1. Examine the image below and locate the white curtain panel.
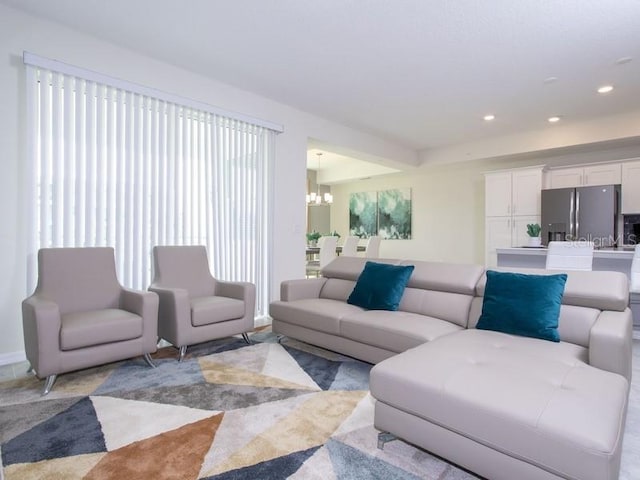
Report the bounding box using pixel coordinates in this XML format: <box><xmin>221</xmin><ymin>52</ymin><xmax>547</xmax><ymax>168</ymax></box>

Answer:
<box><xmin>25</xmin><ymin>56</ymin><xmax>276</xmax><ymax>317</ymax></box>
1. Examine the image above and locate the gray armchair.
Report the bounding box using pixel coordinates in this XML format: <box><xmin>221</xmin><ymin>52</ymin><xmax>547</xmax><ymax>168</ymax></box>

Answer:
<box><xmin>22</xmin><ymin>247</ymin><xmax>159</xmax><ymax>395</ymax></box>
<box><xmin>149</xmin><ymin>245</ymin><xmax>255</xmax><ymax>361</ymax></box>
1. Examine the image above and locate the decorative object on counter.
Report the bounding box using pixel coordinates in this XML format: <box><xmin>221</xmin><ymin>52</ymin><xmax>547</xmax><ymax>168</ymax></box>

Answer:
<box><xmin>306</xmin><ymin>230</ymin><xmax>321</xmax><ymax>246</ymax></box>
<box><xmin>349</xmin><ymin>188</ymin><xmax>412</xmax><ymax>239</ymax></box>
<box><xmin>526</xmin><ymin>223</ymin><xmax>542</xmax><ymax>247</ymax></box>
<box><xmin>330</xmin><ymin>230</ymin><xmax>341</xmax><ymax>238</ymax></box>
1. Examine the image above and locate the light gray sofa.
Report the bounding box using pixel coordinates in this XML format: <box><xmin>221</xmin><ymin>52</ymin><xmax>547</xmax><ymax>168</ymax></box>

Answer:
<box><xmin>269</xmin><ymin>256</ymin><xmax>633</xmax><ymax>480</ymax></box>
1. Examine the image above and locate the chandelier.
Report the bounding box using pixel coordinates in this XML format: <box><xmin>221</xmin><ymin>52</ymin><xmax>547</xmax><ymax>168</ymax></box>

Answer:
<box><xmin>306</xmin><ymin>152</ymin><xmax>333</xmax><ymax>205</ymax></box>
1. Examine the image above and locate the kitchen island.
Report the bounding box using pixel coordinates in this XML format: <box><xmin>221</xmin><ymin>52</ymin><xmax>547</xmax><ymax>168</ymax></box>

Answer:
<box><xmin>495</xmin><ymin>247</ymin><xmax>635</xmax><ymax>277</ymax></box>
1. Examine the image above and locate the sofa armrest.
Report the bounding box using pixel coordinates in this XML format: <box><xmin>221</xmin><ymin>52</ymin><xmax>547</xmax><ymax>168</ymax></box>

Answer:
<box><xmin>589</xmin><ymin>308</ymin><xmax>633</xmax><ymax>383</ymax></box>
<box><xmin>280</xmin><ymin>278</ymin><xmax>326</xmax><ymax>301</ymax></box>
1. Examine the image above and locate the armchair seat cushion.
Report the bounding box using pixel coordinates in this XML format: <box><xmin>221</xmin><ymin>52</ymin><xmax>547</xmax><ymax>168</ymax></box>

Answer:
<box><xmin>61</xmin><ymin>309</ymin><xmax>143</xmax><ymax>351</ymax></box>
<box><xmin>191</xmin><ymin>296</ymin><xmax>245</xmax><ymax>326</ymax></box>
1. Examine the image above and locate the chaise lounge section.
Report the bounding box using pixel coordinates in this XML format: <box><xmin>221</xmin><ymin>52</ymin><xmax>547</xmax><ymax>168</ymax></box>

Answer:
<box><xmin>269</xmin><ymin>257</ymin><xmax>632</xmax><ymax>480</ymax></box>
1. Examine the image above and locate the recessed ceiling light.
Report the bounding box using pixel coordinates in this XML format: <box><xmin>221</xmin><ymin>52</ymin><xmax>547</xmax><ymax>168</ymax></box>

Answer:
<box><xmin>483</xmin><ymin>114</ymin><xmax>495</xmax><ymax>121</ymax></box>
<box><xmin>543</xmin><ymin>76</ymin><xmax>558</xmax><ymax>84</ymax></box>
<box><xmin>597</xmin><ymin>85</ymin><xmax>614</xmax><ymax>94</ymax></box>
<box><xmin>548</xmin><ymin>116</ymin><xmax>561</xmax><ymax>123</ymax></box>
<box><xmin>615</xmin><ymin>56</ymin><xmax>632</xmax><ymax>65</ymax></box>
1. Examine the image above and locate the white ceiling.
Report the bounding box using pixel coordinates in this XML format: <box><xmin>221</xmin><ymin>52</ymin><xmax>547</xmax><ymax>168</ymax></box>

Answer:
<box><xmin>4</xmin><ymin>0</ymin><xmax>640</xmax><ymax>173</ymax></box>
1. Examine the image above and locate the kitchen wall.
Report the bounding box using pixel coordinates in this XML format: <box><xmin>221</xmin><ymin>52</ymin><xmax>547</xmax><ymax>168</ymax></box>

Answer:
<box><xmin>330</xmin><ymin>144</ymin><xmax>640</xmax><ymax>263</ymax></box>
<box><xmin>0</xmin><ymin>4</ymin><xmax>415</xmax><ymax>360</ymax></box>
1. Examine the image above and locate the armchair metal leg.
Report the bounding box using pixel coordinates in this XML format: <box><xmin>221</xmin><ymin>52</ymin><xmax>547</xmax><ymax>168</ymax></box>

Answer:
<box><xmin>178</xmin><ymin>345</ymin><xmax>187</xmax><ymax>362</ymax></box>
<box><xmin>42</xmin><ymin>375</ymin><xmax>57</xmax><ymax>396</ymax></box>
<box><xmin>241</xmin><ymin>332</ymin><xmax>252</xmax><ymax>345</ymax></box>
<box><xmin>143</xmin><ymin>353</ymin><xmax>156</xmax><ymax>368</ymax></box>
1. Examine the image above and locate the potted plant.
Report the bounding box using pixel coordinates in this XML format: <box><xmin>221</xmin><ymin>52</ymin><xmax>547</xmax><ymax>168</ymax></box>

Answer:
<box><xmin>526</xmin><ymin>223</ymin><xmax>542</xmax><ymax>247</ymax></box>
<box><xmin>306</xmin><ymin>230</ymin><xmax>321</xmax><ymax>246</ymax></box>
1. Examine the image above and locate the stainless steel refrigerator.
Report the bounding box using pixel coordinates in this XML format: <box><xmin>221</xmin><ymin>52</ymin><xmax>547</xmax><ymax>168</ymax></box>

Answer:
<box><xmin>541</xmin><ymin>185</ymin><xmax>620</xmax><ymax>247</ymax></box>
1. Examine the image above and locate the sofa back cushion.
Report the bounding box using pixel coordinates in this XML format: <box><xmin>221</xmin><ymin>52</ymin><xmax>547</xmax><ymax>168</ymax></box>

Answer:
<box><xmin>320</xmin><ymin>278</ymin><xmax>357</xmax><ymax>302</ymax></box>
<box><xmin>472</xmin><ymin>267</ymin><xmax>629</xmax><ymax>347</ymax></box>
<box><xmin>320</xmin><ymin>257</ymin><xmax>484</xmax><ymax>327</ymax></box>
<box><xmin>399</xmin><ymin>288</ymin><xmax>475</xmax><ymax>327</ymax></box>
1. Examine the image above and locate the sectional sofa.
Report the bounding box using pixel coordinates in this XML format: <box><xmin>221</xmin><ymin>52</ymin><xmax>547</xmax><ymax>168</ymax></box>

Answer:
<box><xmin>269</xmin><ymin>256</ymin><xmax>632</xmax><ymax>480</ymax></box>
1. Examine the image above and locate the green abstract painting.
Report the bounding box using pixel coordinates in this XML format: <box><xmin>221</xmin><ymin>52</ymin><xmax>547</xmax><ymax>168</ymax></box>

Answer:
<box><xmin>349</xmin><ymin>191</ymin><xmax>378</xmax><ymax>238</ymax></box>
<box><xmin>377</xmin><ymin>188</ymin><xmax>411</xmax><ymax>239</ymax></box>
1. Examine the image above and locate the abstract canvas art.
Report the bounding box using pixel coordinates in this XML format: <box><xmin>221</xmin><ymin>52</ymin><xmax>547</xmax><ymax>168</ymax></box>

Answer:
<box><xmin>377</xmin><ymin>188</ymin><xmax>411</xmax><ymax>239</ymax></box>
<box><xmin>349</xmin><ymin>189</ymin><xmax>411</xmax><ymax>239</ymax></box>
<box><xmin>349</xmin><ymin>191</ymin><xmax>378</xmax><ymax>238</ymax></box>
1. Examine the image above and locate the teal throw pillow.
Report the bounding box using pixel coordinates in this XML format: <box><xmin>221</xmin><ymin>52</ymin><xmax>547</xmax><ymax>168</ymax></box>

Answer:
<box><xmin>347</xmin><ymin>261</ymin><xmax>415</xmax><ymax>311</ymax></box>
<box><xmin>476</xmin><ymin>270</ymin><xmax>567</xmax><ymax>342</ymax></box>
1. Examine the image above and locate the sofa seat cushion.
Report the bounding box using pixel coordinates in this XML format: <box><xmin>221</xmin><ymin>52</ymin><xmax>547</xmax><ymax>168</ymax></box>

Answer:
<box><xmin>61</xmin><ymin>309</ymin><xmax>142</xmax><ymax>350</ymax></box>
<box><xmin>370</xmin><ymin>329</ymin><xmax>628</xmax><ymax>480</ymax></box>
<box><xmin>191</xmin><ymin>296</ymin><xmax>245</xmax><ymax>326</ymax></box>
<box><xmin>269</xmin><ymin>299</ymin><xmax>364</xmax><ymax>335</ymax></box>
<box><xmin>340</xmin><ymin>310</ymin><xmax>463</xmax><ymax>353</ymax></box>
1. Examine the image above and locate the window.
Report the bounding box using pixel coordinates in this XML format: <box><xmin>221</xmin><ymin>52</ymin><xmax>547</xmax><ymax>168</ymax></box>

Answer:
<box><xmin>25</xmin><ymin>53</ymin><xmax>280</xmax><ymax>317</ymax></box>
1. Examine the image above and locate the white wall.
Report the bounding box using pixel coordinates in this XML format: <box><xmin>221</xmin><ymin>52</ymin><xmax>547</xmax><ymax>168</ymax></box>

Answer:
<box><xmin>0</xmin><ymin>4</ymin><xmax>415</xmax><ymax>360</ymax></box>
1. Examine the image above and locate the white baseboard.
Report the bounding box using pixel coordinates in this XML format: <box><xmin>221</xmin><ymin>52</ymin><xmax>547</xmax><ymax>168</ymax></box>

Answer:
<box><xmin>633</xmin><ymin>329</ymin><xmax>640</xmax><ymax>341</ymax></box>
<box><xmin>254</xmin><ymin>315</ymin><xmax>272</xmax><ymax>328</ymax></box>
<box><xmin>0</xmin><ymin>351</ymin><xmax>27</xmax><ymax>366</ymax></box>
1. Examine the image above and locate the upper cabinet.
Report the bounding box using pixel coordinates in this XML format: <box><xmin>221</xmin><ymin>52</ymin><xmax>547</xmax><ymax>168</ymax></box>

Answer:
<box><xmin>485</xmin><ymin>168</ymin><xmax>542</xmax><ymax>217</ymax></box>
<box><xmin>622</xmin><ymin>160</ymin><xmax>640</xmax><ymax>214</ymax></box>
<box><xmin>547</xmin><ymin>163</ymin><xmax>622</xmax><ymax>189</ymax></box>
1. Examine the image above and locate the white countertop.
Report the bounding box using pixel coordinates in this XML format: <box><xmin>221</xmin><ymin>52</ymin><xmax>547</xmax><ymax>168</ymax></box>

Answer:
<box><xmin>497</xmin><ymin>247</ymin><xmax>635</xmax><ymax>259</ymax></box>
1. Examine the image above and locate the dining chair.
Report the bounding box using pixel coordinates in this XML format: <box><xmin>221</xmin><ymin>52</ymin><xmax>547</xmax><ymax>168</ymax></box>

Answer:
<box><xmin>149</xmin><ymin>245</ymin><xmax>256</xmax><ymax>362</ymax></box>
<box><xmin>306</xmin><ymin>235</ymin><xmax>338</xmax><ymax>277</ymax></box>
<box><xmin>545</xmin><ymin>241</ymin><xmax>594</xmax><ymax>271</ymax></box>
<box><xmin>22</xmin><ymin>247</ymin><xmax>159</xmax><ymax>395</ymax></box>
<box><xmin>341</xmin><ymin>236</ymin><xmax>360</xmax><ymax>257</ymax></box>
<box><xmin>365</xmin><ymin>235</ymin><xmax>382</xmax><ymax>258</ymax></box>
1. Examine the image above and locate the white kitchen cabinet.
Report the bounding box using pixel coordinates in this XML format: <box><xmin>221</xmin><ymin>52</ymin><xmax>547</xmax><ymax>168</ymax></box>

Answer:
<box><xmin>485</xmin><ymin>215</ymin><xmax>539</xmax><ymax>267</ymax></box>
<box><xmin>485</xmin><ymin>168</ymin><xmax>542</xmax><ymax>217</ymax></box>
<box><xmin>622</xmin><ymin>160</ymin><xmax>640</xmax><ymax>214</ymax></box>
<box><xmin>548</xmin><ymin>163</ymin><xmax>621</xmax><ymax>189</ymax></box>
<box><xmin>484</xmin><ymin>167</ymin><xmax>543</xmax><ymax>266</ymax></box>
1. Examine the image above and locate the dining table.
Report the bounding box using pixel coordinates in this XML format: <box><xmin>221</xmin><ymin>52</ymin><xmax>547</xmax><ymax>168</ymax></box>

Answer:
<box><xmin>306</xmin><ymin>245</ymin><xmax>366</xmax><ymax>256</ymax></box>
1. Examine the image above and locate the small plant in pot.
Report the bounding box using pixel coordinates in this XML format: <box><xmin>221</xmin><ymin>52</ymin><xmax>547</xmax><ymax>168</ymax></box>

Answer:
<box><xmin>526</xmin><ymin>223</ymin><xmax>542</xmax><ymax>247</ymax></box>
<box><xmin>306</xmin><ymin>230</ymin><xmax>321</xmax><ymax>246</ymax></box>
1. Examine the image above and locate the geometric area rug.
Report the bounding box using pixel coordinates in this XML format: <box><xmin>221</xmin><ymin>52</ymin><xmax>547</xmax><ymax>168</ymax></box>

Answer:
<box><xmin>0</xmin><ymin>330</ymin><xmax>477</xmax><ymax>479</ymax></box>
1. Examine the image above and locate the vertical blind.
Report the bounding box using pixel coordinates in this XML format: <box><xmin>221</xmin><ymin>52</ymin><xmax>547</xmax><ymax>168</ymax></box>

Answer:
<box><xmin>25</xmin><ymin>56</ymin><xmax>278</xmax><ymax>317</ymax></box>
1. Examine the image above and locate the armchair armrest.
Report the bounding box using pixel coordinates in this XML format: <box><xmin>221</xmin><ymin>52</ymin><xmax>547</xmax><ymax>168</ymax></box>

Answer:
<box><xmin>589</xmin><ymin>308</ymin><xmax>633</xmax><ymax>383</ymax></box>
<box><xmin>215</xmin><ymin>280</ymin><xmax>254</xmax><ymax>301</ymax></box>
<box><xmin>120</xmin><ymin>288</ymin><xmax>159</xmax><ymax>350</ymax></box>
<box><xmin>216</xmin><ymin>281</ymin><xmax>256</xmax><ymax>323</ymax></box>
<box><xmin>22</xmin><ymin>295</ymin><xmax>62</xmax><ymax>377</ymax></box>
<box><xmin>148</xmin><ymin>285</ymin><xmax>191</xmax><ymax>344</ymax></box>
<box><xmin>280</xmin><ymin>278</ymin><xmax>326</xmax><ymax>301</ymax></box>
